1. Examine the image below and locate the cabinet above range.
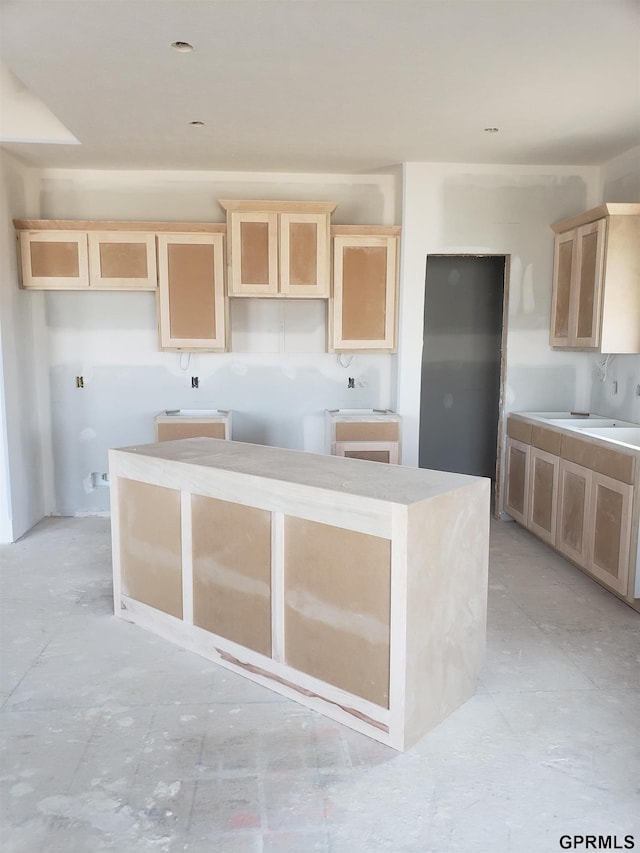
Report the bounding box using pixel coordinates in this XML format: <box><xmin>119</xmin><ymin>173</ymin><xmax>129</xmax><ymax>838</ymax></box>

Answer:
<box><xmin>218</xmin><ymin>199</ymin><xmax>336</xmax><ymax>298</ymax></box>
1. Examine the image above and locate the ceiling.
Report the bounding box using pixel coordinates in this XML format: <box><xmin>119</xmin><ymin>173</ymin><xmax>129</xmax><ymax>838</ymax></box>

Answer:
<box><xmin>1</xmin><ymin>0</ymin><xmax>639</xmax><ymax>174</ymax></box>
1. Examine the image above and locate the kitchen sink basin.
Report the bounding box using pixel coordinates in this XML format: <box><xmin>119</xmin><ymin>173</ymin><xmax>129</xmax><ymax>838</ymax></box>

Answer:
<box><xmin>580</xmin><ymin>427</ymin><xmax>640</xmax><ymax>450</ymax></box>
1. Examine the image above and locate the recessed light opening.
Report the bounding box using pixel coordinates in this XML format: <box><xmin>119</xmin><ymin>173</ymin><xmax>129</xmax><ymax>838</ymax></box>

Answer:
<box><xmin>171</xmin><ymin>41</ymin><xmax>194</xmax><ymax>52</ymax></box>
<box><xmin>189</xmin><ymin>121</ymin><xmax>205</xmax><ymax>127</ymax></box>
<box><xmin>484</xmin><ymin>127</ymin><xmax>499</xmax><ymax>133</ymax></box>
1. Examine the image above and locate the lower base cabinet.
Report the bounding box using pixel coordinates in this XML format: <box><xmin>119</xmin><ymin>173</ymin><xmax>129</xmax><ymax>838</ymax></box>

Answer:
<box><xmin>506</xmin><ymin>418</ymin><xmax>636</xmax><ymax>603</ymax></box>
<box><xmin>110</xmin><ymin>437</ymin><xmax>489</xmax><ymax>750</ymax></box>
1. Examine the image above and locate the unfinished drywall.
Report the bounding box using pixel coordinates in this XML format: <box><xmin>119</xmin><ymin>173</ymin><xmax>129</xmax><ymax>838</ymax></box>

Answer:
<box><xmin>0</xmin><ymin>152</ymin><xmax>52</xmax><ymax>541</ymax></box>
<box><xmin>28</xmin><ymin>168</ymin><xmax>398</xmax><ymax>515</ymax></box>
<box><xmin>397</xmin><ymin>163</ymin><xmax>601</xmax><ymax>468</ymax></box>
<box><xmin>599</xmin><ymin>146</ymin><xmax>640</xmax><ymax>204</ymax></box>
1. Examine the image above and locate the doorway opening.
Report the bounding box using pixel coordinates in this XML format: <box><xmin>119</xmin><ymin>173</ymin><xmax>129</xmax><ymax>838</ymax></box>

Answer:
<box><xmin>418</xmin><ymin>254</ymin><xmax>509</xmax><ymax>513</ymax></box>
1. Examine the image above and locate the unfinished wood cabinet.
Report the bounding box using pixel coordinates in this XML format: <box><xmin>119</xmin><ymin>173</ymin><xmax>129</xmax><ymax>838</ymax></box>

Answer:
<box><xmin>157</xmin><ymin>232</ymin><xmax>227</xmax><ymax>351</ymax></box>
<box><xmin>550</xmin><ymin>204</ymin><xmax>640</xmax><ymax>352</ymax></box>
<box><xmin>18</xmin><ymin>230</ymin><xmax>89</xmax><ymax>289</ymax></box>
<box><xmin>506</xmin><ymin>413</ymin><xmax>639</xmax><ymax>607</ymax></box>
<box><xmin>110</xmin><ymin>436</ymin><xmax>489</xmax><ymax>750</ymax></box>
<box><xmin>331</xmin><ymin>227</ymin><xmax>400</xmax><ymax>351</ymax></box>
<box><xmin>504</xmin><ymin>437</ymin><xmax>530</xmax><ymax>526</ymax></box>
<box><xmin>528</xmin><ymin>447</ymin><xmax>559</xmax><ymax>545</ymax></box>
<box><xmin>326</xmin><ymin>409</ymin><xmax>402</xmax><ymax>464</ymax></box>
<box><xmin>556</xmin><ymin>459</ymin><xmax>591</xmax><ymax>568</ymax></box>
<box><xmin>154</xmin><ymin>409</ymin><xmax>231</xmax><ymax>442</ymax></box>
<box><xmin>88</xmin><ymin>232</ymin><xmax>157</xmax><ymax>290</ymax></box>
<box><xmin>588</xmin><ymin>472</ymin><xmax>632</xmax><ymax>595</ymax></box>
<box><xmin>219</xmin><ymin>200</ymin><xmax>336</xmax><ymax>298</ymax></box>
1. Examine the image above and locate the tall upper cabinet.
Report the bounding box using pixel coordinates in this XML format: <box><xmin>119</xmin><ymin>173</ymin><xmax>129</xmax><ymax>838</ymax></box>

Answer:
<box><xmin>330</xmin><ymin>225</ymin><xmax>400</xmax><ymax>352</ymax></box>
<box><xmin>219</xmin><ymin>200</ymin><xmax>336</xmax><ymax>298</ymax></box>
<box><xmin>549</xmin><ymin>203</ymin><xmax>640</xmax><ymax>352</ymax></box>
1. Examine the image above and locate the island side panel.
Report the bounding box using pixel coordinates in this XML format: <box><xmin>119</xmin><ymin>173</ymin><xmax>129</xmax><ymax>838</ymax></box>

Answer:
<box><xmin>191</xmin><ymin>494</ymin><xmax>272</xmax><ymax>656</ymax></box>
<box><xmin>283</xmin><ymin>517</ymin><xmax>392</xmax><ymax>708</ymax></box>
<box><xmin>403</xmin><ymin>479</ymin><xmax>490</xmax><ymax>749</ymax></box>
<box><xmin>117</xmin><ymin>477</ymin><xmax>183</xmax><ymax>619</ymax></box>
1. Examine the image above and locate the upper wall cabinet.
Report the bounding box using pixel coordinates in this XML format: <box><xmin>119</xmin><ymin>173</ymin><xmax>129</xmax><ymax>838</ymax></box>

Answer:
<box><xmin>15</xmin><ymin>221</ymin><xmax>158</xmax><ymax>290</ymax></box>
<box><xmin>330</xmin><ymin>226</ymin><xmax>400</xmax><ymax>352</ymax></box>
<box><xmin>157</xmin><ymin>231</ymin><xmax>227</xmax><ymax>352</ymax></box>
<box><xmin>550</xmin><ymin>203</ymin><xmax>640</xmax><ymax>352</ymax></box>
<box><xmin>218</xmin><ymin>200</ymin><xmax>337</xmax><ymax>298</ymax></box>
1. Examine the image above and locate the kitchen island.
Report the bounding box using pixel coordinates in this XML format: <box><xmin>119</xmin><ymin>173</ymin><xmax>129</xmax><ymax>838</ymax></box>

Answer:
<box><xmin>109</xmin><ymin>437</ymin><xmax>489</xmax><ymax>750</ymax></box>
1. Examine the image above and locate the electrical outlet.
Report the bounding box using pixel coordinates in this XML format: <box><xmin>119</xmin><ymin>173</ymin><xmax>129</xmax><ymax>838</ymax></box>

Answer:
<box><xmin>191</xmin><ymin>376</ymin><xmax>199</xmax><ymax>389</ymax></box>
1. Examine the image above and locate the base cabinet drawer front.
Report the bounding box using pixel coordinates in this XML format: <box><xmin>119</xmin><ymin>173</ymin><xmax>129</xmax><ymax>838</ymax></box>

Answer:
<box><xmin>588</xmin><ymin>473</ymin><xmax>633</xmax><ymax>595</ymax></box>
<box><xmin>191</xmin><ymin>495</ymin><xmax>272</xmax><ymax>656</ymax></box>
<box><xmin>333</xmin><ymin>441</ymin><xmax>399</xmax><ymax>465</ymax></box>
<box><xmin>528</xmin><ymin>448</ymin><xmax>559</xmax><ymax>545</ymax></box>
<box><xmin>117</xmin><ymin>478</ymin><xmax>183</xmax><ymax>618</ymax></box>
<box><xmin>157</xmin><ymin>233</ymin><xmax>226</xmax><ymax>351</ymax></box>
<box><xmin>88</xmin><ymin>232</ymin><xmax>157</xmax><ymax>290</ymax></box>
<box><xmin>505</xmin><ymin>438</ymin><xmax>530</xmax><ymax>525</ymax></box>
<box><xmin>19</xmin><ymin>231</ymin><xmax>89</xmax><ymax>289</ymax></box>
<box><xmin>556</xmin><ymin>459</ymin><xmax>591</xmax><ymax>568</ymax></box>
<box><xmin>283</xmin><ymin>516</ymin><xmax>391</xmax><ymax>708</ymax></box>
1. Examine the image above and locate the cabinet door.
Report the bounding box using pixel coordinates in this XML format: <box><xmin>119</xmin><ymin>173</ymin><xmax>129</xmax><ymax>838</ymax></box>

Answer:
<box><xmin>279</xmin><ymin>212</ymin><xmax>330</xmax><ymax>297</ymax></box>
<box><xmin>504</xmin><ymin>438</ymin><xmax>530</xmax><ymax>526</ymax></box>
<box><xmin>550</xmin><ymin>230</ymin><xmax>575</xmax><ymax>346</ymax></box>
<box><xmin>527</xmin><ymin>448</ymin><xmax>559</xmax><ymax>545</ymax></box>
<box><xmin>88</xmin><ymin>232</ymin><xmax>157</xmax><ymax>289</ymax></box>
<box><xmin>556</xmin><ymin>459</ymin><xmax>591</xmax><ymax>568</ymax></box>
<box><xmin>332</xmin><ymin>235</ymin><xmax>397</xmax><ymax>350</ymax></box>
<box><xmin>157</xmin><ymin>233</ymin><xmax>226</xmax><ymax>350</ymax></box>
<box><xmin>573</xmin><ymin>219</ymin><xmax>606</xmax><ymax>348</ymax></box>
<box><xmin>587</xmin><ymin>473</ymin><xmax>632</xmax><ymax>595</ymax></box>
<box><xmin>228</xmin><ymin>212</ymin><xmax>278</xmax><ymax>296</ymax></box>
<box><xmin>19</xmin><ymin>231</ymin><xmax>89</xmax><ymax>289</ymax></box>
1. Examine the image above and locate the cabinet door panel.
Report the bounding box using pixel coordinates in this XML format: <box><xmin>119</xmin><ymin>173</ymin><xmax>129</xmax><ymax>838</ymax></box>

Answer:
<box><xmin>280</xmin><ymin>213</ymin><xmax>329</xmax><ymax>296</ymax></box>
<box><xmin>192</xmin><ymin>495</ymin><xmax>272</xmax><ymax>656</ymax></box>
<box><xmin>118</xmin><ymin>478</ymin><xmax>183</xmax><ymax>618</ymax></box>
<box><xmin>528</xmin><ymin>448</ymin><xmax>558</xmax><ymax>544</ymax></box>
<box><xmin>332</xmin><ymin>235</ymin><xmax>397</xmax><ymax>350</ymax></box>
<box><xmin>556</xmin><ymin>460</ymin><xmax>590</xmax><ymax>568</ymax></box>
<box><xmin>588</xmin><ymin>473</ymin><xmax>632</xmax><ymax>595</ymax></box>
<box><xmin>550</xmin><ymin>231</ymin><xmax>574</xmax><ymax>345</ymax></box>
<box><xmin>334</xmin><ymin>441</ymin><xmax>399</xmax><ymax>464</ymax></box>
<box><xmin>88</xmin><ymin>232</ymin><xmax>157</xmax><ymax>289</ymax></box>
<box><xmin>504</xmin><ymin>438</ymin><xmax>529</xmax><ymax>525</ymax></box>
<box><xmin>574</xmin><ymin>219</ymin><xmax>605</xmax><ymax>346</ymax></box>
<box><xmin>229</xmin><ymin>212</ymin><xmax>278</xmax><ymax>295</ymax></box>
<box><xmin>20</xmin><ymin>231</ymin><xmax>89</xmax><ymax>289</ymax></box>
<box><xmin>158</xmin><ymin>233</ymin><xmax>226</xmax><ymax>350</ymax></box>
<box><xmin>283</xmin><ymin>516</ymin><xmax>391</xmax><ymax>707</ymax></box>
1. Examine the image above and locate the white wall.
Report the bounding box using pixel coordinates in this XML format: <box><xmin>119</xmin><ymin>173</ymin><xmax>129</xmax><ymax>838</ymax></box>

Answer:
<box><xmin>587</xmin><ymin>147</ymin><xmax>640</xmax><ymax>423</ymax></box>
<box><xmin>28</xmin><ymin>168</ymin><xmax>400</xmax><ymax>515</ymax></box>
<box><xmin>397</xmin><ymin>163</ymin><xmax>601</xmax><ymax>467</ymax></box>
<box><xmin>0</xmin><ymin>152</ymin><xmax>52</xmax><ymax>541</ymax></box>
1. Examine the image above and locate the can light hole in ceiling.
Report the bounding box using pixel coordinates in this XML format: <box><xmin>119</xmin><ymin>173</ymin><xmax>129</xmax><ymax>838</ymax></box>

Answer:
<box><xmin>171</xmin><ymin>41</ymin><xmax>194</xmax><ymax>52</ymax></box>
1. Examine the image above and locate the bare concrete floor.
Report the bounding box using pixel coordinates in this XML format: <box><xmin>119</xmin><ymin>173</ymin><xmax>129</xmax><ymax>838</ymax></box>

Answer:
<box><xmin>1</xmin><ymin>516</ymin><xmax>639</xmax><ymax>853</ymax></box>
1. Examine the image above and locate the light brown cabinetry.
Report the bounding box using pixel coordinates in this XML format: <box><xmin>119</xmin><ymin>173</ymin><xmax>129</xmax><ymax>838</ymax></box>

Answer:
<box><xmin>16</xmin><ymin>222</ymin><xmax>158</xmax><ymax>290</ymax></box>
<box><xmin>110</xmin><ymin>437</ymin><xmax>489</xmax><ymax>750</ymax></box>
<box><xmin>157</xmin><ymin>232</ymin><xmax>226</xmax><ymax>351</ymax></box>
<box><xmin>326</xmin><ymin>409</ymin><xmax>402</xmax><ymax>464</ymax></box>
<box><xmin>550</xmin><ymin>204</ymin><xmax>640</xmax><ymax>352</ymax></box>
<box><xmin>18</xmin><ymin>230</ymin><xmax>90</xmax><ymax>289</ymax></box>
<box><xmin>331</xmin><ymin>226</ymin><xmax>400</xmax><ymax>351</ymax></box>
<box><xmin>507</xmin><ymin>415</ymin><xmax>637</xmax><ymax>604</ymax></box>
<box><xmin>504</xmin><ymin>437</ymin><xmax>530</xmax><ymax>526</ymax></box>
<box><xmin>154</xmin><ymin>409</ymin><xmax>231</xmax><ymax>441</ymax></box>
<box><xmin>219</xmin><ymin>200</ymin><xmax>336</xmax><ymax>298</ymax></box>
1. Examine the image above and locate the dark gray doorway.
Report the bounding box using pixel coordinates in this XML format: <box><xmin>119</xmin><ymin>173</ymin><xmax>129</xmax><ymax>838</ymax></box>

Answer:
<box><xmin>419</xmin><ymin>255</ymin><xmax>506</xmax><ymax>481</ymax></box>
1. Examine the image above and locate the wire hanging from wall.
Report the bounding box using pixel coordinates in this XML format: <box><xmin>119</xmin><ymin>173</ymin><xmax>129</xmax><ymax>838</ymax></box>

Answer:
<box><xmin>595</xmin><ymin>353</ymin><xmax>614</xmax><ymax>382</ymax></box>
<box><xmin>337</xmin><ymin>353</ymin><xmax>354</xmax><ymax>369</ymax></box>
<box><xmin>178</xmin><ymin>352</ymin><xmax>192</xmax><ymax>371</ymax></box>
